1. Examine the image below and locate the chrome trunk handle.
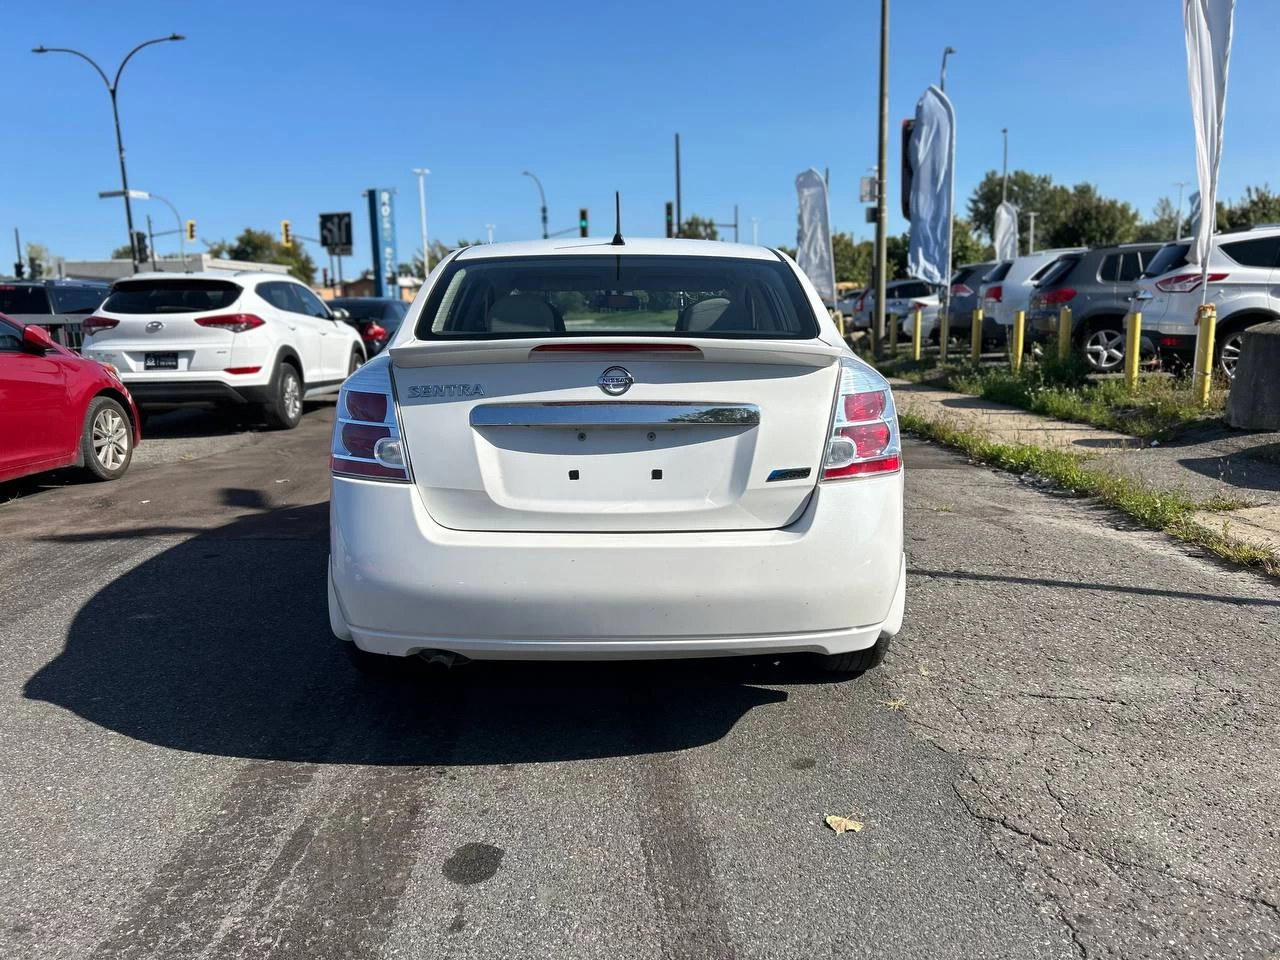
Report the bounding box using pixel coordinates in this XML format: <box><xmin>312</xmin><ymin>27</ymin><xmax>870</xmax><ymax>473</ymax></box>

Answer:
<box><xmin>470</xmin><ymin>401</ymin><xmax>760</xmax><ymax>428</ymax></box>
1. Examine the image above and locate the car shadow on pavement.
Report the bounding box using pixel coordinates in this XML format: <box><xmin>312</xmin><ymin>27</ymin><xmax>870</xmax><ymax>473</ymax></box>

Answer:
<box><xmin>23</xmin><ymin>502</ymin><xmax>814</xmax><ymax>766</ymax></box>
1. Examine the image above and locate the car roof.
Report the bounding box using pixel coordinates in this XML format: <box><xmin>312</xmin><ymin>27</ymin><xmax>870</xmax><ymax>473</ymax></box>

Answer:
<box><xmin>454</xmin><ymin>237</ymin><xmax>780</xmax><ymax>262</ymax></box>
<box><xmin>118</xmin><ymin>271</ymin><xmax>297</xmax><ymax>284</ymax></box>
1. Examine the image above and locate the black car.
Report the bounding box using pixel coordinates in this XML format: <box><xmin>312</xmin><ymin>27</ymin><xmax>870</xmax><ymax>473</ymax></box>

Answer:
<box><xmin>328</xmin><ymin>297</ymin><xmax>409</xmax><ymax>356</ymax></box>
<box><xmin>0</xmin><ymin>279</ymin><xmax>110</xmax><ymax>351</ymax></box>
<box><xmin>939</xmin><ymin>261</ymin><xmax>1000</xmax><ymax>345</ymax></box>
<box><xmin>1025</xmin><ymin>243</ymin><xmax>1163</xmax><ymax>372</ymax></box>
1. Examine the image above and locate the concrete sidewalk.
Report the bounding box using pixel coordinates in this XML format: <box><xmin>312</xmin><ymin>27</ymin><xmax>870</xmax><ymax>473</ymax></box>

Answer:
<box><xmin>891</xmin><ymin>379</ymin><xmax>1280</xmax><ymax>561</ymax></box>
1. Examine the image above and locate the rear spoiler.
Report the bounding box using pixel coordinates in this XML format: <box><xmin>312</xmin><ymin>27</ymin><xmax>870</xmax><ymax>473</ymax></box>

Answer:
<box><xmin>390</xmin><ymin>337</ymin><xmax>844</xmax><ymax>369</ymax></box>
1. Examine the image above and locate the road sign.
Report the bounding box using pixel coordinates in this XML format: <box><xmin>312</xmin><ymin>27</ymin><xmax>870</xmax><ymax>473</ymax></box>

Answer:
<box><xmin>319</xmin><ymin>212</ymin><xmax>353</xmax><ymax>256</ymax></box>
<box><xmin>859</xmin><ymin>177</ymin><xmax>878</xmax><ymax>204</ymax></box>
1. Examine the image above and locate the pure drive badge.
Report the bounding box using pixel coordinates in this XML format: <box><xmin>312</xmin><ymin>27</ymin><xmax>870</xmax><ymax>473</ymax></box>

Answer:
<box><xmin>407</xmin><ymin>384</ymin><xmax>485</xmax><ymax>399</ymax></box>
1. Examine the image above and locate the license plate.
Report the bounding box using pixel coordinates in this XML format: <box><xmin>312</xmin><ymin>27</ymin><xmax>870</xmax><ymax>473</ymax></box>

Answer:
<box><xmin>144</xmin><ymin>352</ymin><xmax>179</xmax><ymax>370</ymax></box>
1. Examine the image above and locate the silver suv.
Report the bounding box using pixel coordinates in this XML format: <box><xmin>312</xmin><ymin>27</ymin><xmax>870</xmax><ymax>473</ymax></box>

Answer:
<box><xmin>1133</xmin><ymin>225</ymin><xmax>1280</xmax><ymax>377</ymax></box>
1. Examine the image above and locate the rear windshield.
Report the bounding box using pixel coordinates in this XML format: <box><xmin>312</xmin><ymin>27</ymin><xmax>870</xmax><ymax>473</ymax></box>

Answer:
<box><xmin>0</xmin><ymin>285</ymin><xmax>51</xmax><ymax>315</ymax></box>
<box><xmin>51</xmin><ymin>285</ymin><xmax>107</xmax><ymax>315</ymax></box>
<box><xmin>103</xmin><ymin>278</ymin><xmax>241</xmax><ymax>314</ymax></box>
<box><xmin>985</xmin><ymin>262</ymin><xmax>1013</xmax><ymax>283</ymax></box>
<box><xmin>1034</xmin><ymin>257</ymin><xmax>1079</xmax><ymax>287</ymax></box>
<box><xmin>1141</xmin><ymin>243</ymin><xmax>1191</xmax><ymax>278</ymax></box>
<box><xmin>416</xmin><ymin>254</ymin><xmax>818</xmax><ymax>339</ymax></box>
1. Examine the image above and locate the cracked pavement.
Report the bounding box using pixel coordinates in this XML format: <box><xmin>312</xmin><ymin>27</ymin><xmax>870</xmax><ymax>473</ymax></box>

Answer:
<box><xmin>0</xmin><ymin>411</ymin><xmax>1277</xmax><ymax>959</ymax></box>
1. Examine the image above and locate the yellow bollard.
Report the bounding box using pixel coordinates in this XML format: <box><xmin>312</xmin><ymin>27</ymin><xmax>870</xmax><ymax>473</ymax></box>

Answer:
<box><xmin>912</xmin><ymin>307</ymin><xmax>923</xmax><ymax>362</ymax></box>
<box><xmin>939</xmin><ymin>310</ymin><xmax>949</xmax><ymax>363</ymax></box>
<box><xmin>1057</xmin><ymin>306</ymin><xmax>1073</xmax><ymax>363</ymax></box>
<box><xmin>889</xmin><ymin>313</ymin><xmax>899</xmax><ymax>356</ymax></box>
<box><xmin>1192</xmin><ymin>303</ymin><xmax>1217</xmax><ymax>406</ymax></box>
<box><xmin>970</xmin><ymin>308</ymin><xmax>983</xmax><ymax>364</ymax></box>
<box><xmin>1125</xmin><ymin>311</ymin><xmax>1142</xmax><ymax>390</ymax></box>
<box><xmin>1012</xmin><ymin>310</ymin><xmax>1026</xmax><ymax>375</ymax></box>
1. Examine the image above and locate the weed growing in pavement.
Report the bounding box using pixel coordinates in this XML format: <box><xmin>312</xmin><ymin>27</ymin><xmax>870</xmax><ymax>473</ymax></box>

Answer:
<box><xmin>899</xmin><ymin>411</ymin><xmax>1278</xmax><ymax>576</ymax></box>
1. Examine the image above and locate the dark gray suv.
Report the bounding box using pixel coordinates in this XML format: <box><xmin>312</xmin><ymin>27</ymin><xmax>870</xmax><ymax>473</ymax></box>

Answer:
<box><xmin>1026</xmin><ymin>243</ymin><xmax>1164</xmax><ymax>371</ymax></box>
<box><xmin>0</xmin><ymin>279</ymin><xmax>109</xmax><ymax>351</ymax></box>
<box><xmin>937</xmin><ymin>261</ymin><xmax>999</xmax><ymax>345</ymax></box>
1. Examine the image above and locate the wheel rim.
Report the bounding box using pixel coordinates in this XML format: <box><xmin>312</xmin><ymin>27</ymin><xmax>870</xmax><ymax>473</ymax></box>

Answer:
<box><xmin>1085</xmin><ymin>328</ymin><xmax>1125</xmax><ymax>371</ymax></box>
<box><xmin>349</xmin><ymin>352</ymin><xmax>362</xmax><ymax>375</ymax></box>
<box><xmin>92</xmin><ymin>408</ymin><xmax>129</xmax><ymax>470</ymax></box>
<box><xmin>283</xmin><ymin>373</ymin><xmax>302</xmax><ymax>419</ymax></box>
<box><xmin>1220</xmin><ymin>333</ymin><xmax>1244</xmax><ymax>379</ymax></box>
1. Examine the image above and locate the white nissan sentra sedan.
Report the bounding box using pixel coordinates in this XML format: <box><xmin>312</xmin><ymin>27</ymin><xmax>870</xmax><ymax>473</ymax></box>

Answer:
<box><xmin>328</xmin><ymin>238</ymin><xmax>904</xmax><ymax>674</ymax></box>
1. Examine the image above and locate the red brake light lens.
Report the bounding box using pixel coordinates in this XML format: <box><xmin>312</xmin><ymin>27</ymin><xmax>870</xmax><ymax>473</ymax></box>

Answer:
<box><xmin>83</xmin><ymin>316</ymin><xmax>119</xmax><ymax>333</ymax></box>
<box><xmin>1041</xmin><ymin>287</ymin><xmax>1077</xmax><ymax>305</ymax></box>
<box><xmin>195</xmin><ymin>313</ymin><xmax>265</xmax><ymax>333</ymax></box>
<box><xmin>951</xmin><ymin>283</ymin><xmax>974</xmax><ymax>297</ymax></box>
<box><xmin>363</xmin><ymin>322</ymin><xmax>388</xmax><ymax>342</ymax></box>
<box><xmin>1155</xmin><ymin>272</ymin><xmax>1228</xmax><ymax>293</ymax></box>
<box><xmin>844</xmin><ymin>389</ymin><xmax>887</xmax><ymax>423</ymax></box>
<box><xmin>345</xmin><ymin>390</ymin><xmax>388</xmax><ymax>422</ymax></box>
<box><xmin>984</xmin><ymin>285</ymin><xmax>1003</xmax><ymax>303</ymax></box>
<box><xmin>823</xmin><ymin>359</ymin><xmax>901</xmax><ymax>481</ymax></box>
<box><xmin>332</xmin><ymin>363</ymin><xmax>408</xmax><ymax>482</ymax></box>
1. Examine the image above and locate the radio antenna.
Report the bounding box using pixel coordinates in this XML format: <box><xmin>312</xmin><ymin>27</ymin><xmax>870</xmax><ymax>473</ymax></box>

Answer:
<box><xmin>611</xmin><ymin>191</ymin><xmax>625</xmax><ymax>246</ymax></box>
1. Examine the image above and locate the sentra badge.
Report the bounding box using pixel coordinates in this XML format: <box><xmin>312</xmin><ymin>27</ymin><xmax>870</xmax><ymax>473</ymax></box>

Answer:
<box><xmin>407</xmin><ymin>384</ymin><xmax>485</xmax><ymax>399</ymax></box>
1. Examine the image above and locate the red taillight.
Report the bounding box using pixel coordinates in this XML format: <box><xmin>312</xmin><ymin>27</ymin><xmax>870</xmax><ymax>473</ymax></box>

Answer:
<box><xmin>909</xmin><ymin>300</ymin><xmax>929</xmax><ymax>311</ymax></box>
<box><xmin>1155</xmin><ymin>272</ymin><xmax>1228</xmax><ymax>293</ymax></box>
<box><xmin>195</xmin><ymin>313</ymin><xmax>265</xmax><ymax>333</ymax></box>
<box><xmin>83</xmin><ymin>316</ymin><xmax>119</xmax><ymax>333</ymax></box>
<box><xmin>951</xmin><ymin>283</ymin><xmax>974</xmax><ymax>297</ymax></box>
<box><xmin>363</xmin><ymin>322</ymin><xmax>388</xmax><ymax>342</ymax></box>
<box><xmin>1041</xmin><ymin>287</ymin><xmax>1076</xmax><ymax>305</ymax></box>
<box><xmin>1159</xmin><ymin>336</ymin><xmax>1183</xmax><ymax>348</ymax></box>
<box><xmin>984</xmin><ymin>285</ymin><xmax>1003</xmax><ymax>303</ymax></box>
<box><xmin>823</xmin><ymin>359</ymin><xmax>901</xmax><ymax>481</ymax></box>
<box><xmin>332</xmin><ymin>364</ymin><xmax>408</xmax><ymax>482</ymax></box>
<box><xmin>223</xmin><ymin>366</ymin><xmax>262</xmax><ymax>375</ymax></box>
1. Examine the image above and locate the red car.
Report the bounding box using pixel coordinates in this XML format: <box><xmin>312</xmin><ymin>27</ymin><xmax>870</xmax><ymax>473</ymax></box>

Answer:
<box><xmin>0</xmin><ymin>314</ymin><xmax>141</xmax><ymax>484</ymax></box>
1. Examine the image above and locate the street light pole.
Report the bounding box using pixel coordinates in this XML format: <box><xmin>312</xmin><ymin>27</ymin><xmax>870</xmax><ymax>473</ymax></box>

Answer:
<box><xmin>873</xmin><ymin>0</ymin><xmax>889</xmax><ymax>355</ymax></box>
<box><xmin>413</xmin><ymin>167</ymin><xmax>430</xmax><ymax>272</ymax></box>
<box><xmin>33</xmin><ymin>34</ymin><xmax>185</xmax><ymax>272</ymax></box>
<box><xmin>939</xmin><ymin>45</ymin><xmax>956</xmax><ymax>91</ymax></box>
<box><xmin>522</xmin><ymin>171</ymin><xmax>548</xmax><ymax>240</ymax></box>
<box><xmin>1025</xmin><ymin>211</ymin><xmax>1037</xmax><ymax>255</ymax></box>
<box><xmin>1173</xmin><ymin>180</ymin><xmax>1191</xmax><ymax>241</ymax></box>
<box><xmin>1001</xmin><ymin>128</ymin><xmax>1009</xmax><ymax>204</ymax></box>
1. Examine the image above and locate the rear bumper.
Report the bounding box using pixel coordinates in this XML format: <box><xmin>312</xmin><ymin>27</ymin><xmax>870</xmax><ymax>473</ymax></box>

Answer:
<box><xmin>122</xmin><ymin>378</ymin><xmax>274</xmax><ymax>406</ymax></box>
<box><xmin>329</xmin><ymin>474</ymin><xmax>906</xmax><ymax>660</ymax></box>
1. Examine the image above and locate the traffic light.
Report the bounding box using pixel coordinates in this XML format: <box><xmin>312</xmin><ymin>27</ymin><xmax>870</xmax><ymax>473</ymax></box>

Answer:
<box><xmin>13</xmin><ymin>260</ymin><xmax>24</xmax><ymax>279</ymax></box>
<box><xmin>281</xmin><ymin>219</ymin><xmax>293</xmax><ymax>248</ymax></box>
<box><xmin>134</xmin><ymin>231</ymin><xmax>149</xmax><ymax>264</ymax></box>
<box><xmin>665</xmin><ymin>202</ymin><xmax>674</xmax><ymax>238</ymax></box>
<box><xmin>579</xmin><ymin>208</ymin><xmax>588</xmax><ymax>238</ymax></box>
<box><xmin>186</xmin><ymin>219</ymin><xmax>197</xmax><ymax>242</ymax></box>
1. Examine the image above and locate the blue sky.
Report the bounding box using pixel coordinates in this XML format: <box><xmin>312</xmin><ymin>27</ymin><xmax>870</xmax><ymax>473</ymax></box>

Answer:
<box><xmin>3</xmin><ymin>0</ymin><xmax>1278</xmax><ymax>275</ymax></box>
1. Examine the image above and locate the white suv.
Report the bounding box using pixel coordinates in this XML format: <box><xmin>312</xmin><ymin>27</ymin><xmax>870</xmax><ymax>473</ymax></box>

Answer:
<box><xmin>979</xmin><ymin>248</ymin><xmax>1086</xmax><ymax>334</ymax></box>
<box><xmin>1132</xmin><ymin>226</ymin><xmax>1280</xmax><ymax>377</ymax></box>
<box><xmin>82</xmin><ymin>272</ymin><xmax>365</xmax><ymax>428</ymax></box>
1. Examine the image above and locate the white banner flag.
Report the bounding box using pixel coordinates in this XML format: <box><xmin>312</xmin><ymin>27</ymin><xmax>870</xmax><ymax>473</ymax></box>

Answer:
<box><xmin>907</xmin><ymin>85</ymin><xmax>956</xmax><ymax>285</ymax></box>
<box><xmin>993</xmin><ymin>201</ymin><xmax>1018</xmax><ymax>261</ymax></box>
<box><xmin>795</xmin><ymin>169</ymin><xmax>836</xmax><ymax>306</ymax></box>
<box><xmin>1184</xmin><ymin>0</ymin><xmax>1235</xmax><ymax>268</ymax></box>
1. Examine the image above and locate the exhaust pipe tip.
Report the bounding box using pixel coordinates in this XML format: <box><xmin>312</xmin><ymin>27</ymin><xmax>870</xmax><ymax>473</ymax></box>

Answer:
<box><xmin>417</xmin><ymin>650</ymin><xmax>465</xmax><ymax>670</ymax></box>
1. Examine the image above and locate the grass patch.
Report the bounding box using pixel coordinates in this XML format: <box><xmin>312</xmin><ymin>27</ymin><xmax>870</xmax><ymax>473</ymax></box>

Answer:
<box><xmin>878</xmin><ymin>353</ymin><xmax>1225</xmax><ymax>441</ymax></box>
<box><xmin>900</xmin><ymin>411</ymin><xmax>1277</xmax><ymax>576</ymax></box>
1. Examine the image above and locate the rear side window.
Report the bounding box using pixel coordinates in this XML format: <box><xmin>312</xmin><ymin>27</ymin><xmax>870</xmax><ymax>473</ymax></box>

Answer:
<box><xmin>104</xmin><ymin>278</ymin><xmax>241</xmax><ymax>314</ymax></box>
<box><xmin>0</xmin><ymin>319</ymin><xmax>22</xmax><ymax>351</ymax></box>
<box><xmin>1098</xmin><ymin>254</ymin><xmax>1122</xmax><ymax>283</ymax></box>
<box><xmin>894</xmin><ymin>281</ymin><xmax>930</xmax><ymax>299</ymax></box>
<box><xmin>50</xmin><ymin>286</ymin><xmax>106</xmax><ymax>315</ymax></box>
<box><xmin>1142</xmin><ymin>243</ymin><xmax>1191</xmax><ymax>278</ymax></box>
<box><xmin>417</xmin><ymin>255</ymin><xmax>819</xmax><ymax>339</ymax></box>
<box><xmin>1219</xmin><ymin>235</ymin><xmax>1280</xmax><ymax>268</ymax></box>
<box><xmin>985</xmin><ymin>262</ymin><xmax>1012</xmax><ymax>283</ymax></box>
<box><xmin>1117</xmin><ymin>252</ymin><xmax>1144</xmax><ymax>282</ymax></box>
<box><xmin>0</xmin><ymin>285</ymin><xmax>51</xmax><ymax>315</ymax></box>
<box><xmin>1036</xmin><ymin>257</ymin><xmax>1078</xmax><ymax>286</ymax></box>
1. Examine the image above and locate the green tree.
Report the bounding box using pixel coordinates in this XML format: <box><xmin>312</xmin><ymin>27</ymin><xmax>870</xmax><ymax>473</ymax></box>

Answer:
<box><xmin>677</xmin><ymin>214</ymin><xmax>718</xmax><ymax>240</ymax></box>
<box><xmin>1135</xmin><ymin>197</ymin><xmax>1181</xmax><ymax>243</ymax></box>
<box><xmin>1219</xmin><ymin>185</ymin><xmax>1280</xmax><ymax>231</ymax></box>
<box><xmin>967</xmin><ymin>170</ymin><xmax>1071</xmax><ymax>243</ymax></box>
<box><xmin>109</xmin><ymin>243</ymin><xmax>134</xmax><ymax>260</ymax></box>
<box><xmin>207</xmin><ymin>228</ymin><xmax>316</xmax><ymax>283</ymax></box>
<box><xmin>1045</xmin><ymin>184</ymin><xmax>1139</xmax><ymax>248</ymax></box>
<box><xmin>951</xmin><ymin>217</ymin><xmax>994</xmax><ymax>266</ymax></box>
<box><xmin>410</xmin><ymin>239</ymin><xmax>478</xmax><ymax>278</ymax></box>
<box><xmin>832</xmin><ymin>232</ymin><xmax>875</xmax><ymax>285</ymax></box>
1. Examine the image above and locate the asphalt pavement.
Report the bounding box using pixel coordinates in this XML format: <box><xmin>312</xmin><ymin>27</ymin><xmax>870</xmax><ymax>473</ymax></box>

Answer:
<box><xmin>1</xmin><ymin>404</ymin><xmax>1277</xmax><ymax>959</ymax></box>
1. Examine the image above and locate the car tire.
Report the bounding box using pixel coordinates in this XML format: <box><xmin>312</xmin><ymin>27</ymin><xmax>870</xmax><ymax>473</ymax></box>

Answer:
<box><xmin>348</xmin><ymin>348</ymin><xmax>364</xmax><ymax>378</ymax></box>
<box><xmin>262</xmin><ymin>361</ymin><xmax>304</xmax><ymax>430</ymax></box>
<box><xmin>80</xmin><ymin>396</ymin><xmax>133</xmax><ymax>481</ymax></box>
<box><xmin>1083</xmin><ymin>322</ymin><xmax>1126</xmax><ymax>373</ymax></box>
<box><xmin>816</xmin><ymin>635</ymin><xmax>891</xmax><ymax>676</ymax></box>
<box><xmin>1216</xmin><ymin>323</ymin><xmax>1262</xmax><ymax>380</ymax></box>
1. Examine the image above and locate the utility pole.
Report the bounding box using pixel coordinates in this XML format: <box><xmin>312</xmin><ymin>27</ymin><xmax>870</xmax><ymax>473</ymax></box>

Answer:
<box><xmin>1025</xmin><ymin>211</ymin><xmax>1037</xmax><ymax>254</ymax></box>
<box><xmin>145</xmin><ymin>214</ymin><xmax>157</xmax><ymax>270</ymax></box>
<box><xmin>413</xmin><ymin>167</ymin><xmax>430</xmax><ymax>272</ymax></box>
<box><xmin>734</xmin><ymin>204</ymin><xmax>739</xmax><ymax>243</ymax></box>
<box><xmin>675</xmin><ymin>132</ymin><xmax>683</xmax><ymax>237</ymax></box>
<box><xmin>1173</xmin><ymin>180</ymin><xmax>1191</xmax><ymax>240</ymax></box>
<box><xmin>1001</xmin><ymin>128</ymin><xmax>1009</xmax><ymax>203</ymax></box>
<box><xmin>873</xmin><ymin>0</ymin><xmax>890</xmax><ymax>355</ymax></box>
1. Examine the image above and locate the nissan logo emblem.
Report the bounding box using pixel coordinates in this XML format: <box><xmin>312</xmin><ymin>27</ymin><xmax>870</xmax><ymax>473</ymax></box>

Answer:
<box><xmin>145</xmin><ymin>321</ymin><xmax>165</xmax><ymax>333</ymax></box>
<box><xmin>597</xmin><ymin>365</ymin><xmax>634</xmax><ymax>396</ymax></box>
